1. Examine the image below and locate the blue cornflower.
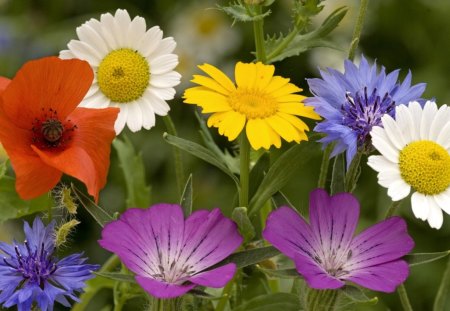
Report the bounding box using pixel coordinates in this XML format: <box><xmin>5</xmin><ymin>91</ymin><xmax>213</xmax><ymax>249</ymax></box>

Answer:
<box><xmin>305</xmin><ymin>56</ymin><xmax>426</xmax><ymax>166</ymax></box>
<box><xmin>0</xmin><ymin>218</ymin><xmax>98</xmax><ymax>311</ymax></box>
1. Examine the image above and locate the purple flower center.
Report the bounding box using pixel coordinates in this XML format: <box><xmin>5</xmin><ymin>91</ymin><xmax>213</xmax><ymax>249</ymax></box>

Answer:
<box><xmin>341</xmin><ymin>87</ymin><xmax>396</xmax><ymax>147</ymax></box>
<box><xmin>314</xmin><ymin>248</ymin><xmax>352</xmax><ymax>278</ymax></box>
<box><xmin>3</xmin><ymin>241</ymin><xmax>57</xmax><ymax>289</ymax></box>
<box><xmin>150</xmin><ymin>254</ymin><xmax>196</xmax><ymax>284</ymax></box>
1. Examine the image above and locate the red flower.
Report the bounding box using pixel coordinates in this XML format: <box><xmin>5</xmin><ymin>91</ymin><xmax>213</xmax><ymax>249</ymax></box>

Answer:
<box><xmin>0</xmin><ymin>57</ymin><xmax>119</xmax><ymax>202</ymax></box>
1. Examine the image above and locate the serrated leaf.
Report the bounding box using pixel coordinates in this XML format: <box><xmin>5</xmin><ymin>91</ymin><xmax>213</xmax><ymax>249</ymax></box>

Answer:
<box><xmin>407</xmin><ymin>250</ymin><xmax>450</xmax><ymax>267</ymax></box>
<box><xmin>71</xmin><ymin>184</ymin><xmax>114</xmax><ymax>227</ymax></box>
<box><xmin>180</xmin><ymin>174</ymin><xmax>193</xmax><ymax>217</ymax></box>
<box><xmin>233</xmin><ymin>293</ymin><xmax>300</xmax><ymax>311</ymax></box>
<box><xmin>331</xmin><ymin>153</ymin><xmax>345</xmax><ymax>195</ymax></box>
<box><xmin>249</xmin><ymin>141</ymin><xmax>318</xmax><ymax>216</ymax></box>
<box><xmin>258</xmin><ymin>267</ymin><xmax>299</xmax><ymax>279</ymax></box>
<box><xmin>265</xmin><ymin>7</ymin><xmax>347</xmax><ymax>63</ymax></box>
<box><xmin>164</xmin><ymin>133</ymin><xmax>240</xmax><ymax>188</ymax></box>
<box><xmin>216</xmin><ymin>246</ymin><xmax>280</xmax><ymax>269</ymax></box>
<box><xmin>0</xmin><ymin>175</ymin><xmax>52</xmax><ymax>221</ymax></box>
<box><xmin>232</xmin><ymin>207</ymin><xmax>256</xmax><ymax>243</ymax></box>
<box><xmin>341</xmin><ymin>285</ymin><xmax>378</xmax><ymax>305</ymax></box>
<box><xmin>94</xmin><ymin>272</ymin><xmax>136</xmax><ymax>283</ymax></box>
<box><xmin>219</xmin><ymin>4</ymin><xmax>271</xmax><ymax>23</ymax></box>
<box><xmin>113</xmin><ymin>136</ymin><xmax>151</xmax><ymax>208</ymax></box>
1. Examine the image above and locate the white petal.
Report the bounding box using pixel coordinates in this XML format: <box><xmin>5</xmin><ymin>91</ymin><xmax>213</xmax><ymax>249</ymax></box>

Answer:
<box><xmin>146</xmin><ymin>91</ymin><xmax>170</xmax><ymax>116</ymax></box>
<box><xmin>76</xmin><ymin>20</ymin><xmax>109</xmax><ymax>56</ymax></box>
<box><xmin>434</xmin><ymin>189</ymin><xmax>450</xmax><ymax>215</ymax></box>
<box><xmin>367</xmin><ymin>155</ymin><xmax>397</xmax><ymax>172</ymax></box>
<box><xmin>137</xmin><ymin>26</ymin><xmax>163</xmax><ymax>57</ymax></box>
<box><xmin>150</xmin><ymin>72</ymin><xmax>181</xmax><ymax>88</ymax></box>
<box><xmin>126</xmin><ymin>102</ymin><xmax>143</xmax><ymax>132</ymax></box>
<box><xmin>427</xmin><ymin>198</ymin><xmax>444</xmax><ymax>229</ymax></box>
<box><xmin>67</xmin><ymin>40</ymin><xmax>102</xmax><ymax>65</ymax></box>
<box><xmin>114</xmin><ymin>9</ymin><xmax>132</xmax><ymax>47</ymax></box>
<box><xmin>140</xmin><ymin>99</ymin><xmax>156</xmax><ymax>130</ymax></box>
<box><xmin>81</xmin><ymin>90</ymin><xmax>110</xmax><ymax>108</ymax></box>
<box><xmin>407</xmin><ymin>101</ymin><xmax>423</xmax><ymax>141</ymax></box>
<box><xmin>126</xmin><ymin>16</ymin><xmax>147</xmax><ymax>48</ymax></box>
<box><xmin>394</xmin><ymin>104</ymin><xmax>414</xmax><ymax>142</ymax></box>
<box><xmin>381</xmin><ymin>114</ymin><xmax>406</xmax><ymax>150</ymax></box>
<box><xmin>430</xmin><ymin>105</ymin><xmax>449</xmax><ymax>141</ymax></box>
<box><xmin>114</xmin><ymin>104</ymin><xmax>128</xmax><ymax>134</ymax></box>
<box><xmin>150</xmin><ymin>54</ymin><xmax>178</xmax><ymax>75</ymax></box>
<box><xmin>411</xmin><ymin>192</ymin><xmax>429</xmax><ymax>221</ymax></box>
<box><xmin>420</xmin><ymin>100</ymin><xmax>438</xmax><ymax>140</ymax></box>
<box><xmin>378</xmin><ymin>169</ymin><xmax>403</xmax><ymax>189</ymax></box>
<box><xmin>387</xmin><ymin>180</ymin><xmax>411</xmax><ymax>201</ymax></box>
<box><xmin>100</xmin><ymin>12</ymin><xmax>119</xmax><ymax>49</ymax></box>
<box><xmin>371</xmin><ymin>127</ymin><xmax>400</xmax><ymax>163</ymax></box>
<box><xmin>59</xmin><ymin>49</ymin><xmax>76</xmax><ymax>59</ymax></box>
<box><xmin>436</xmin><ymin>116</ymin><xmax>450</xmax><ymax>150</ymax></box>
<box><xmin>149</xmin><ymin>86</ymin><xmax>176</xmax><ymax>101</ymax></box>
<box><xmin>85</xmin><ymin>83</ymin><xmax>100</xmax><ymax>98</ymax></box>
<box><xmin>149</xmin><ymin>37</ymin><xmax>176</xmax><ymax>58</ymax></box>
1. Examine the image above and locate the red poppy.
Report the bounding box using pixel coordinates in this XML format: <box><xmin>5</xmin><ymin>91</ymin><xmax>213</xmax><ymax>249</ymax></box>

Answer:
<box><xmin>0</xmin><ymin>57</ymin><xmax>119</xmax><ymax>202</ymax></box>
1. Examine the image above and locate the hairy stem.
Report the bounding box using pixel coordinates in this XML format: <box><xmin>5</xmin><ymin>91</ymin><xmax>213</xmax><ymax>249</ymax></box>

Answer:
<box><xmin>348</xmin><ymin>0</ymin><xmax>370</xmax><ymax>61</ymax></box>
<box><xmin>163</xmin><ymin>115</ymin><xmax>185</xmax><ymax>197</ymax></box>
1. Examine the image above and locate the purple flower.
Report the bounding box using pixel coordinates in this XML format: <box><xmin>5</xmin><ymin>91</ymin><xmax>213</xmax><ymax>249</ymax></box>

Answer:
<box><xmin>305</xmin><ymin>56</ymin><xmax>426</xmax><ymax>166</ymax></box>
<box><xmin>0</xmin><ymin>217</ymin><xmax>98</xmax><ymax>311</ymax></box>
<box><xmin>99</xmin><ymin>204</ymin><xmax>243</xmax><ymax>299</ymax></box>
<box><xmin>263</xmin><ymin>189</ymin><xmax>414</xmax><ymax>293</ymax></box>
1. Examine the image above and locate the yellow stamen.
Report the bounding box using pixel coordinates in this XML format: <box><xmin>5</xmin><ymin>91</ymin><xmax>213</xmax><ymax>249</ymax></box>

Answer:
<box><xmin>399</xmin><ymin>140</ymin><xmax>450</xmax><ymax>195</ymax></box>
<box><xmin>228</xmin><ymin>89</ymin><xmax>277</xmax><ymax>119</ymax></box>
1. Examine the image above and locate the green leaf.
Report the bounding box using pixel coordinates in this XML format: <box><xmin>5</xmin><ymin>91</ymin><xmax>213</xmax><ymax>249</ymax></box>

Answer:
<box><xmin>219</xmin><ymin>3</ymin><xmax>271</xmax><ymax>23</ymax></box>
<box><xmin>249</xmin><ymin>141</ymin><xmax>318</xmax><ymax>216</ymax></box>
<box><xmin>341</xmin><ymin>285</ymin><xmax>378</xmax><ymax>305</ymax></box>
<box><xmin>233</xmin><ymin>293</ymin><xmax>300</xmax><ymax>311</ymax></box>
<box><xmin>180</xmin><ymin>174</ymin><xmax>193</xmax><ymax>217</ymax></box>
<box><xmin>0</xmin><ymin>160</ymin><xmax>7</xmax><ymax>179</ymax></box>
<box><xmin>189</xmin><ymin>288</ymin><xmax>220</xmax><ymax>300</ymax></box>
<box><xmin>0</xmin><ymin>175</ymin><xmax>52</xmax><ymax>221</ymax></box>
<box><xmin>113</xmin><ymin>136</ymin><xmax>151</xmax><ymax>208</ymax></box>
<box><xmin>331</xmin><ymin>153</ymin><xmax>345</xmax><ymax>195</ymax></box>
<box><xmin>71</xmin><ymin>184</ymin><xmax>114</xmax><ymax>227</ymax></box>
<box><xmin>249</xmin><ymin>153</ymin><xmax>269</xmax><ymax>199</ymax></box>
<box><xmin>407</xmin><ymin>250</ymin><xmax>450</xmax><ymax>267</ymax></box>
<box><xmin>232</xmin><ymin>207</ymin><xmax>256</xmax><ymax>243</ymax></box>
<box><xmin>258</xmin><ymin>267</ymin><xmax>299</xmax><ymax>279</ymax></box>
<box><xmin>271</xmin><ymin>191</ymin><xmax>295</xmax><ymax>209</ymax></box>
<box><xmin>163</xmin><ymin>133</ymin><xmax>240</xmax><ymax>187</ymax></box>
<box><xmin>265</xmin><ymin>7</ymin><xmax>347</xmax><ymax>63</ymax></box>
<box><xmin>217</xmin><ymin>246</ymin><xmax>280</xmax><ymax>269</ymax></box>
<box><xmin>94</xmin><ymin>272</ymin><xmax>136</xmax><ymax>283</ymax></box>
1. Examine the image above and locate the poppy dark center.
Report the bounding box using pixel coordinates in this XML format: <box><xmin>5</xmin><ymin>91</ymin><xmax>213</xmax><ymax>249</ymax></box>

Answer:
<box><xmin>41</xmin><ymin>119</ymin><xmax>64</xmax><ymax>143</ymax></box>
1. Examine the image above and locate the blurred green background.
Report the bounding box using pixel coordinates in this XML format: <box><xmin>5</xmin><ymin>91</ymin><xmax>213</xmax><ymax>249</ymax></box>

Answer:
<box><xmin>0</xmin><ymin>0</ymin><xmax>450</xmax><ymax>310</ymax></box>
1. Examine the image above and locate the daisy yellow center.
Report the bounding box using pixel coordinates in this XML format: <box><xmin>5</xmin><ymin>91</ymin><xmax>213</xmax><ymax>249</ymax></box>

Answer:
<box><xmin>228</xmin><ymin>89</ymin><xmax>277</xmax><ymax>119</ymax></box>
<box><xmin>399</xmin><ymin>140</ymin><xmax>450</xmax><ymax>195</ymax></box>
<box><xmin>97</xmin><ymin>48</ymin><xmax>149</xmax><ymax>103</ymax></box>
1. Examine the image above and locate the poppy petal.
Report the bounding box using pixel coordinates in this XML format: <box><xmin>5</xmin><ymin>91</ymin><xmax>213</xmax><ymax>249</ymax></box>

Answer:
<box><xmin>0</xmin><ymin>77</ymin><xmax>11</xmax><ymax>94</ymax></box>
<box><xmin>1</xmin><ymin>57</ymin><xmax>93</xmax><ymax>129</ymax></box>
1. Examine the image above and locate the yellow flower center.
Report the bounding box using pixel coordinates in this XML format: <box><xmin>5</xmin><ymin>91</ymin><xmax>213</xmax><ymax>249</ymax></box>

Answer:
<box><xmin>195</xmin><ymin>12</ymin><xmax>221</xmax><ymax>36</ymax></box>
<box><xmin>97</xmin><ymin>48</ymin><xmax>150</xmax><ymax>103</ymax></box>
<box><xmin>228</xmin><ymin>88</ymin><xmax>278</xmax><ymax>119</ymax></box>
<box><xmin>399</xmin><ymin>140</ymin><xmax>450</xmax><ymax>195</ymax></box>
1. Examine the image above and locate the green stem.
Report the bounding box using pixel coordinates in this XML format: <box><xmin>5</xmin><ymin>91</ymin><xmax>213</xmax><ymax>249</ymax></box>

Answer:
<box><xmin>73</xmin><ymin>255</ymin><xmax>120</xmax><ymax>311</ymax></box>
<box><xmin>239</xmin><ymin>134</ymin><xmax>251</xmax><ymax>207</ymax></box>
<box><xmin>163</xmin><ymin>115</ymin><xmax>185</xmax><ymax>196</ymax></box>
<box><xmin>384</xmin><ymin>200</ymin><xmax>402</xmax><ymax>218</ymax></box>
<box><xmin>253</xmin><ymin>5</ymin><xmax>267</xmax><ymax>63</ymax></box>
<box><xmin>317</xmin><ymin>144</ymin><xmax>333</xmax><ymax>189</ymax></box>
<box><xmin>433</xmin><ymin>255</ymin><xmax>450</xmax><ymax>311</ymax></box>
<box><xmin>216</xmin><ymin>278</ymin><xmax>234</xmax><ymax>311</ymax></box>
<box><xmin>344</xmin><ymin>151</ymin><xmax>362</xmax><ymax>193</ymax></box>
<box><xmin>348</xmin><ymin>0</ymin><xmax>370</xmax><ymax>61</ymax></box>
<box><xmin>397</xmin><ymin>284</ymin><xmax>414</xmax><ymax>311</ymax></box>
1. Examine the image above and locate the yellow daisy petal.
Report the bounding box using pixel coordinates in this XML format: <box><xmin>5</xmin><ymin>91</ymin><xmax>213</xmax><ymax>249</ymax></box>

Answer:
<box><xmin>207</xmin><ymin>111</ymin><xmax>228</xmax><ymax>127</ymax></box>
<box><xmin>270</xmin><ymin>83</ymin><xmax>301</xmax><ymax>98</ymax></box>
<box><xmin>254</xmin><ymin>62</ymin><xmax>275</xmax><ymax>90</ymax></box>
<box><xmin>265</xmin><ymin>76</ymin><xmax>290</xmax><ymax>94</ymax></box>
<box><xmin>184</xmin><ymin>88</ymin><xmax>231</xmax><ymax>113</ymax></box>
<box><xmin>216</xmin><ymin>111</ymin><xmax>246</xmax><ymax>141</ymax></box>
<box><xmin>235</xmin><ymin>62</ymin><xmax>257</xmax><ymax>89</ymax></box>
<box><xmin>278</xmin><ymin>103</ymin><xmax>321</xmax><ymax>120</ymax></box>
<box><xmin>266</xmin><ymin>115</ymin><xmax>300</xmax><ymax>143</ymax></box>
<box><xmin>198</xmin><ymin>63</ymin><xmax>236</xmax><ymax>92</ymax></box>
<box><xmin>246</xmin><ymin>118</ymin><xmax>272</xmax><ymax>150</ymax></box>
<box><xmin>191</xmin><ymin>75</ymin><xmax>230</xmax><ymax>95</ymax></box>
<box><xmin>277</xmin><ymin>112</ymin><xmax>310</xmax><ymax>141</ymax></box>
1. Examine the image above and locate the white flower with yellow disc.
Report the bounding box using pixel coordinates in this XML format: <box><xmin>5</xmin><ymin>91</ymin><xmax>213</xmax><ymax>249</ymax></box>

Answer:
<box><xmin>60</xmin><ymin>9</ymin><xmax>180</xmax><ymax>134</ymax></box>
<box><xmin>368</xmin><ymin>101</ymin><xmax>450</xmax><ymax>229</ymax></box>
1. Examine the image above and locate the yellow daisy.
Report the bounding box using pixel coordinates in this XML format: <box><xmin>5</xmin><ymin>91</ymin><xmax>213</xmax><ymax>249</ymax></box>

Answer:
<box><xmin>183</xmin><ymin>62</ymin><xmax>320</xmax><ymax>150</ymax></box>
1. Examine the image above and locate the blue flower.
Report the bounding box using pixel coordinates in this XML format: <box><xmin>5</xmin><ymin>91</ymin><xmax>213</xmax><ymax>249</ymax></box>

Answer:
<box><xmin>305</xmin><ymin>56</ymin><xmax>426</xmax><ymax>166</ymax></box>
<box><xmin>0</xmin><ymin>218</ymin><xmax>98</xmax><ymax>311</ymax></box>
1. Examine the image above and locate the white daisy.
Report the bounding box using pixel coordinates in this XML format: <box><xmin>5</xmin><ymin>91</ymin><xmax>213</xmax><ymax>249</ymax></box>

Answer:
<box><xmin>60</xmin><ymin>9</ymin><xmax>181</xmax><ymax>134</ymax></box>
<box><xmin>368</xmin><ymin>101</ymin><xmax>450</xmax><ymax>229</ymax></box>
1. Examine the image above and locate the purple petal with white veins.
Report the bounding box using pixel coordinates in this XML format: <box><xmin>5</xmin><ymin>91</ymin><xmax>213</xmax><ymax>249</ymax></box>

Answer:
<box><xmin>262</xmin><ymin>206</ymin><xmax>316</xmax><ymax>260</ymax></box>
<box><xmin>293</xmin><ymin>252</ymin><xmax>345</xmax><ymax>290</ymax></box>
<box><xmin>188</xmin><ymin>263</ymin><xmax>237</xmax><ymax>288</ymax></box>
<box><xmin>346</xmin><ymin>217</ymin><xmax>414</xmax><ymax>271</ymax></box>
<box><xmin>309</xmin><ymin>189</ymin><xmax>359</xmax><ymax>261</ymax></box>
<box><xmin>135</xmin><ymin>276</ymin><xmax>195</xmax><ymax>299</ymax></box>
<box><xmin>346</xmin><ymin>260</ymin><xmax>409</xmax><ymax>293</ymax></box>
